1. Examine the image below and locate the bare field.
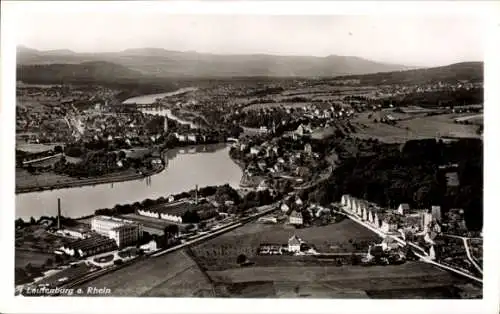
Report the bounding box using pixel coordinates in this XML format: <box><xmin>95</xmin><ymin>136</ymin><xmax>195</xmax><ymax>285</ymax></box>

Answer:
<box><xmin>189</xmin><ymin>220</ymin><xmax>380</xmax><ymax>271</ymax></box>
<box><xmin>15</xmin><ymin>249</ymin><xmax>53</xmax><ymax>268</ymax></box>
<box><xmin>16</xmin><ymin>169</ymin><xmax>77</xmax><ymax>189</ymax></box>
<box><xmin>452</xmin><ymin>113</ymin><xmax>484</xmax><ymax>125</ymax></box>
<box><xmin>16</xmin><ymin>167</ymin><xmax>140</xmax><ymax>192</ymax></box>
<box><xmin>351</xmin><ymin>112</ymin><xmax>480</xmax><ymax>143</ymax></box>
<box><xmin>398</xmin><ymin>115</ymin><xmax>480</xmax><ymax>138</ymax></box>
<box><xmin>76</xmin><ymin>250</ymin><xmax>212</xmax><ymax>297</ymax></box>
<box><xmin>206</xmin><ymin>262</ymin><xmax>466</xmax><ymax>293</ymax></box>
<box><xmin>16</xmin><ymin>143</ymin><xmax>59</xmax><ymax>153</ymax></box>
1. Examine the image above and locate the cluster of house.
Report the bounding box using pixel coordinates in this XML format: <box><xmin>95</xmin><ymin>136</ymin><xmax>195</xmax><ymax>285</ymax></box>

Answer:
<box><xmin>57</xmin><ymin>216</ymin><xmax>143</xmax><ymax>257</ymax></box>
<box><xmin>362</xmin><ymin>237</ymin><xmax>406</xmax><ymax>265</ymax></box>
<box><xmin>279</xmin><ymin>196</ymin><xmax>333</xmax><ymax>226</ymax></box>
<box><xmin>258</xmin><ymin>235</ymin><xmax>317</xmax><ymax>256</ymax></box>
<box><xmin>340</xmin><ymin>194</ymin><xmax>442</xmax><ymax>237</ymax></box>
<box><xmin>236</xmin><ymin>137</ymin><xmax>321</xmax><ymax>185</ymax></box>
<box><xmin>373</xmin><ymin>81</ymin><xmax>482</xmax><ymax>99</ymax></box>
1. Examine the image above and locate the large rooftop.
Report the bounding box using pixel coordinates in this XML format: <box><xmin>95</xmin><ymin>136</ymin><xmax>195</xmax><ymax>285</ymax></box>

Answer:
<box><xmin>142</xmin><ymin>200</ymin><xmax>196</xmax><ymax>216</ymax></box>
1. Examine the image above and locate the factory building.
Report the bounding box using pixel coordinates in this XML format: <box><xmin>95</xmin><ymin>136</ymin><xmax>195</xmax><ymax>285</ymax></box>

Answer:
<box><xmin>91</xmin><ymin>216</ymin><xmax>143</xmax><ymax>248</ymax></box>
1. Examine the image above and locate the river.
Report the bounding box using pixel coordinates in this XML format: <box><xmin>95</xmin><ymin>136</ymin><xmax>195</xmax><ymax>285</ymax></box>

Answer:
<box><xmin>121</xmin><ymin>87</ymin><xmax>198</xmax><ymax>105</ymax></box>
<box><xmin>16</xmin><ymin>144</ymin><xmax>242</xmax><ymax>220</ymax></box>
<box><xmin>15</xmin><ymin>88</ymin><xmax>242</xmax><ymax>220</ymax></box>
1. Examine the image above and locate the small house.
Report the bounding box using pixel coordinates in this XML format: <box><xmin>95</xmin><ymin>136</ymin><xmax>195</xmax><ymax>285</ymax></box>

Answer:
<box><xmin>288</xmin><ymin>235</ymin><xmax>303</xmax><ymax>253</ymax></box>
<box><xmin>289</xmin><ymin>211</ymin><xmax>303</xmax><ymax>225</ymax></box>
<box><xmin>280</xmin><ymin>203</ymin><xmax>290</xmax><ymax>213</ymax></box>
<box><xmin>397</xmin><ymin>203</ymin><xmax>410</xmax><ymax>215</ymax></box>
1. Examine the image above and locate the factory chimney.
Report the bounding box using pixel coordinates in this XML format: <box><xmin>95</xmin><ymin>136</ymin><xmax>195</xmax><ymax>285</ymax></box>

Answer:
<box><xmin>57</xmin><ymin>198</ymin><xmax>61</xmax><ymax>230</ymax></box>
<box><xmin>195</xmin><ymin>184</ymin><xmax>198</xmax><ymax>205</ymax></box>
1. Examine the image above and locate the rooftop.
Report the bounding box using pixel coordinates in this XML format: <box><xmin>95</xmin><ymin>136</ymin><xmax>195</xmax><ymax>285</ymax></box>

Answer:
<box><xmin>64</xmin><ymin>234</ymin><xmax>117</xmax><ymax>251</ymax></box>
<box><xmin>143</xmin><ymin>200</ymin><xmax>196</xmax><ymax>216</ymax></box>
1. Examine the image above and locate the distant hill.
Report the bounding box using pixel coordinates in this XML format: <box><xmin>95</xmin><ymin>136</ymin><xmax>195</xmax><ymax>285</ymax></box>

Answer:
<box><xmin>17</xmin><ymin>61</ymin><xmax>145</xmax><ymax>84</ymax></box>
<box><xmin>17</xmin><ymin>46</ymin><xmax>414</xmax><ymax>78</ymax></box>
<box><xmin>334</xmin><ymin>62</ymin><xmax>483</xmax><ymax>85</ymax></box>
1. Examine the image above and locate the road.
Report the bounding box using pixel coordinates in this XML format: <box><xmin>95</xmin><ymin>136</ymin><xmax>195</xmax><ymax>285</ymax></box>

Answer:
<box><xmin>443</xmin><ymin>234</ymin><xmax>483</xmax><ymax>275</ymax></box>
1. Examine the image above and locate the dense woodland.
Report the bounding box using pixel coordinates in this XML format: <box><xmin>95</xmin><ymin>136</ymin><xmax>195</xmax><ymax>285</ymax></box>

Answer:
<box><xmin>381</xmin><ymin>88</ymin><xmax>483</xmax><ymax>108</ymax></box>
<box><xmin>313</xmin><ymin>138</ymin><xmax>483</xmax><ymax>231</ymax></box>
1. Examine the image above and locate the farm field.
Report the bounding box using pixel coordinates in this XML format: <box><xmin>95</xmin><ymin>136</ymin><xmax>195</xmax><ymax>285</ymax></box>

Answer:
<box><xmin>351</xmin><ymin>111</ymin><xmax>480</xmax><ymax>143</ymax></box>
<box><xmin>189</xmin><ymin>220</ymin><xmax>380</xmax><ymax>271</ymax></box>
<box><xmin>16</xmin><ymin>143</ymin><xmax>60</xmax><ymax>153</ymax></box>
<box><xmin>206</xmin><ymin>262</ymin><xmax>470</xmax><ymax>298</ymax></box>
<box><xmin>15</xmin><ymin>166</ymin><xmax>140</xmax><ymax>192</ymax></box>
<box><xmin>75</xmin><ymin>250</ymin><xmax>213</xmax><ymax>297</ymax></box>
<box><xmin>15</xmin><ymin>249</ymin><xmax>54</xmax><ymax>268</ymax></box>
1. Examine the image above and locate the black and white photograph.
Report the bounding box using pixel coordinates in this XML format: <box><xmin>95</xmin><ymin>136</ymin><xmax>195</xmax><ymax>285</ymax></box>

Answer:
<box><xmin>1</xmin><ymin>1</ymin><xmax>499</xmax><ymax>313</ymax></box>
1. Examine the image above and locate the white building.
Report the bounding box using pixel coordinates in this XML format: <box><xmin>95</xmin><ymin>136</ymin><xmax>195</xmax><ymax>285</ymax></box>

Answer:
<box><xmin>280</xmin><ymin>203</ymin><xmax>290</xmax><ymax>213</ymax></box>
<box><xmin>289</xmin><ymin>211</ymin><xmax>303</xmax><ymax>225</ymax></box>
<box><xmin>431</xmin><ymin>205</ymin><xmax>442</xmax><ymax>222</ymax></box>
<box><xmin>288</xmin><ymin>235</ymin><xmax>303</xmax><ymax>253</ymax></box>
<box><xmin>140</xmin><ymin>240</ymin><xmax>158</xmax><ymax>253</ymax></box>
<box><xmin>397</xmin><ymin>203</ymin><xmax>410</xmax><ymax>215</ymax></box>
<box><xmin>341</xmin><ymin>195</ymin><xmax>350</xmax><ymax>208</ymax></box>
<box><xmin>250</xmin><ymin>146</ymin><xmax>260</xmax><ymax>155</ymax></box>
<box><xmin>422</xmin><ymin>212</ymin><xmax>433</xmax><ymax>232</ymax></box>
<box><xmin>381</xmin><ymin>219</ymin><xmax>399</xmax><ymax>233</ymax></box>
<box><xmin>91</xmin><ymin>216</ymin><xmax>143</xmax><ymax>248</ymax></box>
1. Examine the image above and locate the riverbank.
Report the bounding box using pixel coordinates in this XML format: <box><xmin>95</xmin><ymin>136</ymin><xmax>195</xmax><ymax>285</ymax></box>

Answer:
<box><xmin>16</xmin><ymin>164</ymin><xmax>165</xmax><ymax>194</ymax></box>
<box><xmin>228</xmin><ymin>154</ymin><xmax>259</xmax><ymax>189</ymax></box>
<box><xmin>16</xmin><ymin>149</ymin><xmax>167</xmax><ymax>194</ymax></box>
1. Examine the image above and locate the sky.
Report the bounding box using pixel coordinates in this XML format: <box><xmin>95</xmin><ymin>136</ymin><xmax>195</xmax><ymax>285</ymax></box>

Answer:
<box><xmin>12</xmin><ymin>4</ymin><xmax>484</xmax><ymax>67</ymax></box>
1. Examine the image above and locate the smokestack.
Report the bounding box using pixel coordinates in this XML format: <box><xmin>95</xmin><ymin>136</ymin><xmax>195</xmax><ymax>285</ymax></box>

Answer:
<box><xmin>57</xmin><ymin>198</ymin><xmax>61</xmax><ymax>230</ymax></box>
<box><xmin>195</xmin><ymin>185</ymin><xmax>198</xmax><ymax>205</ymax></box>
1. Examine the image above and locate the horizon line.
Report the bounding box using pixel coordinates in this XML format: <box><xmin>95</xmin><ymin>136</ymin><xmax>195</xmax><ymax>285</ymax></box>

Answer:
<box><xmin>17</xmin><ymin>45</ymin><xmax>484</xmax><ymax>69</ymax></box>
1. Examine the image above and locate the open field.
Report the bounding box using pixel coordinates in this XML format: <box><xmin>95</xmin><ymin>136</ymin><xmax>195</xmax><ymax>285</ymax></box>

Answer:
<box><xmin>189</xmin><ymin>220</ymin><xmax>380</xmax><ymax>271</ymax></box>
<box><xmin>206</xmin><ymin>262</ymin><xmax>470</xmax><ymax>298</ymax></box>
<box><xmin>454</xmin><ymin>113</ymin><xmax>483</xmax><ymax>125</ymax></box>
<box><xmin>15</xmin><ymin>165</ymin><xmax>162</xmax><ymax>194</ymax></box>
<box><xmin>15</xmin><ymin>249</ymin><xmax>54</xmax><ymax>268</ymax></box>
<box><xmin>205</xmin><ymin>219</ymin><xmax>376</xmax><ymax>243</ymax></box>
<box><xmin>75</xmin><ymin>250</ymin><xmax>213</xmax><ymax>297</ymax></box>
<box><xmin>351</xmin><ymin>111</ymin><xmax>480</xmax><ymax>143</ymax></box>
<box><xmin>36</xmin><ymin>263</ymin><xmax>95</xmax><ymax>287</ymax></box>
<box><xmin>16</xmin><ymin>143</ymin><xmax>60</xmax><ymax>153</ymax></box>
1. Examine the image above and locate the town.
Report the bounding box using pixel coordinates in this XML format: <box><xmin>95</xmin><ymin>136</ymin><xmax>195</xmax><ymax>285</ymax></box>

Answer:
<box><xmin>15</xmin><ymin>66</ymin><xmax>483</xmax><ymax>299</ymax></box>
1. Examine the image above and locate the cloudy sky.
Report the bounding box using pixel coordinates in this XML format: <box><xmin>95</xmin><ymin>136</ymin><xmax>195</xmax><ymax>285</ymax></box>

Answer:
<box><xmin>12</xmin><ymin>3</ymin><xmax>484</xmax><ymax>67</ymax></box>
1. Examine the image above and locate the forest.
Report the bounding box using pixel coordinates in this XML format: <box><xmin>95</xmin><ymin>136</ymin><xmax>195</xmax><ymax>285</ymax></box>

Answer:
<box><xmin>313</xmin><ymin>138</ymin><xmax>483</xmax><ymax>231</ymax></box>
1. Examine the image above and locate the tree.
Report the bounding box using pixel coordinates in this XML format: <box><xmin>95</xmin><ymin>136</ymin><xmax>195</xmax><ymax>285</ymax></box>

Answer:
<box><xmin>54</xmin><ymin>145</ymin><xmax>63</xmax><ymax>154</ymax></box>
<box><xmin>350</xmin><ymin>253</ymin><xmax>360</xmax><ymax>265</ymax></box>
<box><xmin>29</xmin><ymin>217</ymin><xmax>36</xmax><ymax>225</ymax></box>
<box><xmin>164</xmin><ymin>224</ymin><xmax>179</xmax><ymax>237</ymax></box>
<box><xmin>301</xmin><ymin>210</ymin><xmax>312</xmax><ymax>225</ymax></box>
<box><xmin>236</xmin><ymin>254</ymin><xmax>247</xmax><ymax>265</ymax></box>
<box><xmin>15</xmin><ymin>218</ymin><xmax>25</xmax><ymax>229</ymax></box>
<box><xmin>182</xmin><ymin>210</ymin><xmax>201</xmax><ymax>224</ymax></box>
